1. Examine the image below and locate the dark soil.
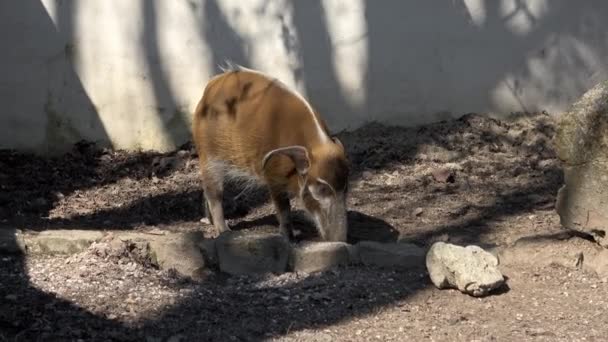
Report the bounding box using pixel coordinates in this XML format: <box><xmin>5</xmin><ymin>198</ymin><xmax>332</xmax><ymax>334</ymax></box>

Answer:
<box><xmin>2</xmin><ymin>112</ymin><xmax>605</xmax><ymax>341</ymax></box>
<box><xmin>0</xmin><ymin>111</ymin><xmax>562</xmax><ymax>246</ymax></box>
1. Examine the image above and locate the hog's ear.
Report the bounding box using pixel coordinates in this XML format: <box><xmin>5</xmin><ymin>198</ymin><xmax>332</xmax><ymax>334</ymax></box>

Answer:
<box><xmin>262</xmin><ymin>145</ymin><xmax>310</xmax><ymax>175</ymax></box>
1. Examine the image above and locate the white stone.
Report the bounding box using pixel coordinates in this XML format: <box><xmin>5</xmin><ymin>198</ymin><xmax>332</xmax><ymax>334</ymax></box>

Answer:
<box><xmin>426</xmin><ymin>242</ymin><xmax>504</xmax><ymax>297</ymax></box>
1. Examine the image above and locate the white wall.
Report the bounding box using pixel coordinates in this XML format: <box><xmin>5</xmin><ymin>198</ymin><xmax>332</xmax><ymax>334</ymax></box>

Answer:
<box><xmin>1</xmin><ymin>0</ymin><xmax>607</xmax><ymax>154</ymax></box>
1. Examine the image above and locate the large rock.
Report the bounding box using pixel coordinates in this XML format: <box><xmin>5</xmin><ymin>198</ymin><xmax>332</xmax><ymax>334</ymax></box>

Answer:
<box><xmin>357</xmin><ymin>241</ymin><xmax>426</xmax><ymax>269</ymax></box>
<box><xmin>149</xmin><ymin>232</ymin><xmax>207</xmax><ymax>280</ymax></box>
<box><xmin>216</xmin><ymin>231</ymin><xmax>289</xmax><ymax>275</ymax></box>
<box><xmin>426</xmin><ymin>242</ymin><xmax>504</xmax><ymax>297</ymax></box>
<box><xmin>554</xmin><ymin>81</ymin><xmax>608</xmax><ymax>247</ymax></box>
<box><xmin>198</xmin><ymin>238</ymin><xmax>218</xmax><ymax>268</ymax></box>
<box><xmin>0</xmin><ymin>229</ymin><xmax>26</xmax><ymax>254</ymax></box>
<box><xmin>585</xmin><ymin>249</ymin><xmax>608</xmax><ymax>278</ymax></box>
<box><xmin>289</xmin><ymin>242</ymin><xmax>351</xmax><ymax>273</ymax></box>
<box><xmin>25</xmin><ymin>230</ymin><xmax>104</xmax><ymax>254</ymax></box>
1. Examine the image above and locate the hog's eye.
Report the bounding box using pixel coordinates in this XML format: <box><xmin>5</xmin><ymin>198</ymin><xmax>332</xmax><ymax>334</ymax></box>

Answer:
<box><xmin>313</xmin><ymin>181</ymin><xmax>333</xmax><ymax>198</ymax></box>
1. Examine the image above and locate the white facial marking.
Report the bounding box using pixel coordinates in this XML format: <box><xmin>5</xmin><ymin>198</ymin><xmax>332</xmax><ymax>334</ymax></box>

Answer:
<box><xmin>316</xmin><ymin>178</ymin><xmax>334</xmax><ymax>193</ymax></box>
<box><xmin>308</xmin><ymin>178</ymin><xmax>335</xmax><ymax>209</ymax></box>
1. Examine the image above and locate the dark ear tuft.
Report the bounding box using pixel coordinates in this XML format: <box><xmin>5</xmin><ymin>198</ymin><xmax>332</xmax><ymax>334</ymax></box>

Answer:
<box><xmin>332</xmin><ymin>137</ymin><xmax>344</xmax><ymax>150</ymax></box>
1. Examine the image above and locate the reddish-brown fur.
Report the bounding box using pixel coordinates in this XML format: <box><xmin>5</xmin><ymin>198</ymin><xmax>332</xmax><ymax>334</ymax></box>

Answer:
<box><xmin>192</xmin><ymin>66</ymin><xmax>350</xmax><ymax>241</ymax></box>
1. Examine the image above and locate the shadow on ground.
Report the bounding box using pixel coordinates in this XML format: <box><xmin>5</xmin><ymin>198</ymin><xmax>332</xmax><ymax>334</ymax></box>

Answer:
<box><xmin>0</xmin><ymin>239</ymin><xmax>137</xmax><ymax>340</ymax></box>
<box><xmin>229</xmin><ymin>210</ymin><xmax>400</xmax><ymax>244</ymax></box>
<box><xmin>4</xmin><ymin>112</ymin><xmax>564</xmax><ymax>339</ymax></box>
<box><xmin>0</xmin><ymin>0</ymin><xmax>590</xmax><ymax>339</ymax></box>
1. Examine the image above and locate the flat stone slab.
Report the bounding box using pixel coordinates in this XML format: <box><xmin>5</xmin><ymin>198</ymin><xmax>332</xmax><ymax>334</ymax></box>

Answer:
<box><xmin>198</xmin><ymin>238</ymin><xmax>218</xmax><ymax>268</ymax></box>
<box><xmin>0</xmin><ymin>229</ymin><xmax>26</xmax><ymax>254</ymax></box>
<box><xmin>586</xmin><ymin>249</ymin><xmax>608</xmax><ymax>278</ymax></box>
<box><xmin>25</xmin><ymin>230</ymin><xmax>104</xmax><ymax>255</ymax></box>
<box><xmin>426</xmin><ymin>242</ymin><xmax>504</xmax><ymax>297</ymax></box>
<box><xmin>357</xmin><ymin>241</ymin><xmax>426</xmax><ymax>269</ymax></box>
<box><xmin>216</xmin><ymin>231</ymin><xmax>289</xmax><ymax>275</ymax></box>
<box><xmin>289</xmin><ymin>241</ymin><xmax>351</xmax><ymax>273</ymax></box>
<box><xmin>149</xmin><ymin>232</ymin><xmax>207</xmax><ymax>280</ymax></box>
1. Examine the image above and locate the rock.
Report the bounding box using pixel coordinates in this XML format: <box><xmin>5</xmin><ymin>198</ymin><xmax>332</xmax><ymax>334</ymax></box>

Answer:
<box><xmin>149</xmin><ymin>232</ymin><xmax>207</xmax><ymax>280</ymax></box>
<box><xmin>346</xmin><ymin>244</ymin><xmax>361</xmax><ymax>264</ymax></box>
<box><xmin>357</xmin><ymin>241</ymin><xmax>426</xmax><ymax>269</ymax></box>
<box><xmin>426</xmin><ymin>242</ymin><xmax>504</xmax><ymax>297</ymax></box>
<box><xmin>26</xmin><ymin>230</ymin><xmax>104</xmax><ymax>255</ymax></box>
<box><xmin>152</xmin><ymin>156</ymin><xmax>180</xmax><ymax>175</ymax></box>
<box><xmin>583</xmin><ymin>249</ymin><xmax>608</xmax><ymax>278</ymax></box>
<box><xmin>198</xmin><ymin>238</ymin><xmax>218</xmax><ymax>268</ymax></box>
<box><xmin>413</xmin><ymin>207</ymin><xmax>424</xmax><ymax>217</ymax></box>
<box><xmin>53</xmin><ymin>191</ymin><xmax>65</xmax><ymax>200</ymax></box>
<box><xmin>289</xmin><ymin>242</ymin><xmax>351</xmax><ymax>273</ymax></box>
<box><xmin>426</xmin><ymin>233</ymin><xmax>450</xmax><ymax>245</ymax></box>
<box><xmin>431</xmin><ymin>168</ymin><xmax>455</xmax><ymax>183</ymax></box>
<box><xmin>0</xmin><ymin>229</ymin><xmax>26</xmax><ymax>254</ymax></box>
<box><xmin>554</xmin><ymin>80</ymin><xmax>608</xmax><ymax>247</ymax></box>
<box><xmin>216</xmin><ymin>231</ymin><xmax>289</xmax><ymax>275</ymax></box>
<box><xmin>31</xmin><ymin>197</ymin><xmax>48</xmax><ymax>209</ymax></box>
<box><xmin>417</xmin><ymin>144</ymin><xmax>462</xmax><ymax>163</ymax></box>
<box><xmin>361</xmin><ymin>171</ymin><xmax>374</xmax><ymax>179</ymax></box>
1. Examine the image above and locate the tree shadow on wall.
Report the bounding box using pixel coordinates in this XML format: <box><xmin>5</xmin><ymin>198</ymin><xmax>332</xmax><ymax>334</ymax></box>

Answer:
<box><xmin>200</xmin><ymin>0</ymin><xmax>251</xmax><ymax>72</ymax></box>
<box><xmin>185</xmin><ymin>0</ymin><xmax>606</xmax><ymax>173</ymax></box>
<box><xmin>291</xmin><ymin>0</ymin><xmax>606</xmax><ymax>130</ymax></box>
<box><xmin>0</xmin><ymin>2</ymin><xmax>137</xmax><ymax>341</ymax></box>
<box><xmin>1</xmin><ymin>0</ymin><xmax>605</xmax><ymax>339</ymax></box>
<box><xmin>0</xmin><ymin>0</ymin><xmax>109</xmax><ymax>156</ymax></box>
<box><xmin>141</xmin><ymin>1</ymin><xmax>192</xmax><ymax>152</ymax></box>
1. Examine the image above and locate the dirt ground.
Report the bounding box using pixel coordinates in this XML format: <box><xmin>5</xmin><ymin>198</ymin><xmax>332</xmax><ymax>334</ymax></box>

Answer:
<box><xmin>1</xmin><ymin>112</ymin><xmax>606</xmax><ymax>341</ymax></box>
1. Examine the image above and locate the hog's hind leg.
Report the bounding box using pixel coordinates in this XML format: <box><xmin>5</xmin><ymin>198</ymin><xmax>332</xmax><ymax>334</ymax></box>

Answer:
<box><xmin>200</xmin><ymin>160</ymin><xmax>230</xmax><ymax>234</ymax></box>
